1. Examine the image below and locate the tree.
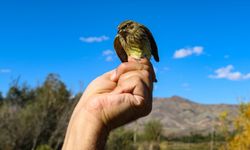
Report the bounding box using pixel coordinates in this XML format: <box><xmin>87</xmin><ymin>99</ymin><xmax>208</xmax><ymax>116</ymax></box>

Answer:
<box><xmin>0</xmin><ymin>92</ymin><xmax>3</xmax><ymax>101</ymax></box>
<box><xmin>48</xmin><ymin>98</ymin><xmax>79</xmax><ymax>149</ymax></box>
<box><xmin>0</xmin><ymin>73</ymin><xmax>73</xmax><ymax>150</ymax></box>
<box><xmin>221</xmin><ymin>103</ymin><xmax>250</xmax><ymax>150</ymax></box>
<box><xmin>5</xmin><ymin>81</ymin><xmax>35</xmax><ymax>107</ymax></box>
<box><xmin>0</xmin><ymin>92</ymin><xmax>3</xmax><ymax>105</ymax></box>
<box><xmin>142</xmin><ymin>119</ymin><xmax>163</xmax><ymax>142</ymax></box>
<box><xmin>107</xmin><ymin>127</ymin><xmax>135</xmax><ymax>150</ymax></box>
<box><xmin>29</xmin><ymin>73</ymin><xmax>71</xmax><ymax>149</ymax></box>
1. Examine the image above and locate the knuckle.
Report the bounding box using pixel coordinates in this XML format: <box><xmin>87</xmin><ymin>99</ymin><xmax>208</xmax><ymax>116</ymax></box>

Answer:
<box><xmin>142</xmin><ymin>70</ymin><xmax>150</xmax><ymax>78</ymax></box>
<box><xmin>134</xmin><ymin>95</ymin><xmax>146</xmax><ymax>108</ymax></box>
<box><xmin>139</xmin><ymin>58</ymin><xmax>149</xmax><ymax>65</ymax></box>
<box><xmin>133</xmin><ymin>76</ymin><xmax>143</xmax><ymax>83</ymax></box>
<box><xmin>143</xmin><ymin>65</ymin><xmax>150</xmax><ymax>72</ymax></box>
<box><xmin>119</xmin><ymin>63</ymin><xmax>128</xmax><ymax>71</ymax></box>
<box><xmin>135</xmin><ymin>63</ymin><xmax>143</xmax><ymax>71</ymax></box>
<box><xmin>138</xmin><ymin>64</ymin><xmax>149</xmax><ymax>72</ymax></box>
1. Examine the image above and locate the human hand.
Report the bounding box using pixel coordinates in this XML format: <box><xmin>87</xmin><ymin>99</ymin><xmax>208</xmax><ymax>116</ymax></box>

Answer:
<box><xmin>63</xmin><ymin>57</ymin><xmax>155</xmax><ymax>150</ymax></box>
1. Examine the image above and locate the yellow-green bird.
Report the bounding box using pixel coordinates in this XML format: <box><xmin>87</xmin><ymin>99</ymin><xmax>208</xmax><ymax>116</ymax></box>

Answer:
<box><xmin>114</xmin><ymin>20</ymin><xmax>159</xmax><ymax>63</ymax></box>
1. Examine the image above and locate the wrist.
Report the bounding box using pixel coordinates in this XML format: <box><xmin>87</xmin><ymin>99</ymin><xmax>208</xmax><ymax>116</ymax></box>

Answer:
<box><xmin>63</xmin><ymin>108</ymin><xmax>109</xmax><ymax>150</ymax></box>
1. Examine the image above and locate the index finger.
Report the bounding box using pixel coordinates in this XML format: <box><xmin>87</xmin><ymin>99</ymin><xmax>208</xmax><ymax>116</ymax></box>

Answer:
<box><xmin>111</xmin><ymin>57</ymin><xmax>157</xmax><ymax>82</ymax></box>
<box><xmin>128</xmin><ymin>57</ymin><xmax>151</xmax><ymax>66</ymax></box>
<box><xmin>110</xmin><ymin>61</ymin><xmax>152</xmax><ymax>82</ymax></box>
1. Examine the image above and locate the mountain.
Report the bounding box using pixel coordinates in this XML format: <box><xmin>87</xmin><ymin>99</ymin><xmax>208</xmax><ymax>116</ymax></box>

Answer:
<box><xmin>126</xmin><ymin>96</ymin><xmax>238</xmax><ymax>137</ymax></box>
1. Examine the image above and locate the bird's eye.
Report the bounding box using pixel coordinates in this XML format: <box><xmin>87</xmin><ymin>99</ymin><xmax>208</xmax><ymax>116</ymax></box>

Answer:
<box><xmin>122</xmin><ymin>25</ymin><xmax>128</xmax><ymax>29</ymax></box>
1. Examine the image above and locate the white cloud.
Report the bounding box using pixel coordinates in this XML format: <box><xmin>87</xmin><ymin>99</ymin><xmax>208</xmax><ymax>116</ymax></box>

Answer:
<box><xmin>0</xmin><ymin>69</ymin><xmax>11</xmax><ymax>73</ymax></box>
<box><xmin>174</xmin><ymin>49</ymin><xmax>192</xmax><ymax>58</ymax></box>
<box><xmin>102</xmin><ymin>49</ymin><xmax>114</xmax><ymax>62</ymax></box>
<box><xmin>105</xmin><ymin>56</ymin><xmax>113</xmax><ymax>62</ymax></box>
<box><xmin>209</xmin><ymin>65</ymin><xmax>250</xmax><ymax>81</ymax></box>
<box><xmin>193</xmin><ymin>46</ymin><xmax>203</xmax><ymax>55</ymax></box>
<box><xmin>173</xmin><ymin>46</ymin><xmax>204</xmax><ymax>59</ymax></box>
<box><xmin>243</xmin><ymin>73</ymin><xmax>250</xmax><ymax>79</ymax></box>
<box><xmin>102</xmin><ymin>49</ymin><xmax>113</xmax><ymax>56</ymax></box>
<box><xmin>79</xmin><ymin>35</ymin><xmax>109</xmax><ymax>43</ymax></box>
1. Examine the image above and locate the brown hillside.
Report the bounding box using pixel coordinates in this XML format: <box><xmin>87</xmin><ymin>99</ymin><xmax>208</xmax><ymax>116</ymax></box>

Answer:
<box><xmin>126</xmin><ymin>96</ymin><xmax>238</xmax><ymax>137</ymax></box>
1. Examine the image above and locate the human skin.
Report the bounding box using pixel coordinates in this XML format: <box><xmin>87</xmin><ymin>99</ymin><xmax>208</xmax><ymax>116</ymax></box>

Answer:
<box><xmin>62</xmin><ymin>58</ymin><xmax>155</xmax><ymax>150</ymax></box>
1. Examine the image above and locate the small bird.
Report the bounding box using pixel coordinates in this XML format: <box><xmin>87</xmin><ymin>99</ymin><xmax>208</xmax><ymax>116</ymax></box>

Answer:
<box><xmin>114</xmin><ymin>20</ymin><xmax>159</xmax><ymax>63</ymax></box>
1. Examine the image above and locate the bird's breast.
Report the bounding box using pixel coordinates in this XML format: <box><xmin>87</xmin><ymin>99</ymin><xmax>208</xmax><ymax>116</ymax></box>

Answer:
<box><xmin>123</xmin><ymin>32</ymin><xmax>151</xmax><ymax>60</ymax></box>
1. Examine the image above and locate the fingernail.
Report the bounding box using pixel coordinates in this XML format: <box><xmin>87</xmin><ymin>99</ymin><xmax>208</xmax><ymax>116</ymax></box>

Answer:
<box><xmin>110</xmin><ymin>70</ymin><xmax>116</xmax><ymax>81</ymax></box>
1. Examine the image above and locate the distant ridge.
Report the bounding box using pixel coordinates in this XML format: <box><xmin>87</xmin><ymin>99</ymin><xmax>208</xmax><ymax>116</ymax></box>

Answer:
<box><xmin>127</xmin><ymin>96</ymin><xmax>238</xmax><ymax>137</ymax></box>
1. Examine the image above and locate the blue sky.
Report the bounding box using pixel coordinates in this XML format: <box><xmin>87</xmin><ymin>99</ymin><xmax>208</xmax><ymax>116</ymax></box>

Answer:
<box><xmin>0</xmin><ymin>0</ymin><xmax>250</xmax><ymax>104</ymax></box>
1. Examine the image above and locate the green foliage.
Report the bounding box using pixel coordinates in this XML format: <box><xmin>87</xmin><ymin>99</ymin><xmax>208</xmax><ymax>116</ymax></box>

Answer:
<box><xmin>0</xmin><ymin>92</ymin><xmax>3</xmax><ymax>101</ymax></box>
<box><xmin>220</xmin><ymin>102</ymin><xmax>250</xmax><ymax>150</ymax></box>
<box><xmin>0</xmin><ymin>73</ymin><xmax>235</xmax><ymax>150</ymax></box>
<box><xmin>0</xmin><ymin>74</ymin><xmax>78</xmax><ymax>150</ymax></box>
<box><xmin>36</xmin><ymin>144</ymin><xmax>53</xmax><ymax>150</ymax></box>
<box><xmin>159</xmin><ymin>142</ymin><xmax>223</xmax><ymax>150</ymax></box>
<box><xmin>172</xmin><ymin>133</ymin><xmax>209</xmax><ymax>143</ymax></box>
<box><xmin>170</xmin><ymin>132</ymin><xmax>225</xmax><ymax>143</ymax></box>
<box><xmin>0</xmin><ymin>92</ymin><xmax>3</xmax><ymax>106</ymax></box>
<box><xmin>141</xmin><ymin>119</ymin><xmax>163</xmax><ymax>142</ymax></box>
<box><xmin>5</xmin><ymin>79</ymin><xmax>35</xmax><ymax>106</ymax></box>
<box><xmin>107</xmin><ymin>127</ymin><xmax>135</xmax><ymax>150</ymax></box>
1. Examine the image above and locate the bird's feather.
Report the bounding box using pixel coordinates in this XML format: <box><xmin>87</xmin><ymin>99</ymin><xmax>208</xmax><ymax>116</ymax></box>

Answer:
<box><xmin>141</xmin><ymin>25</ymin><xmax>159</xmax><ymax>62</ymax></box>
<box><xmin>114</xmin><ymin>35</ymin><xmax>128</xmax><ymax>62</ymax></box>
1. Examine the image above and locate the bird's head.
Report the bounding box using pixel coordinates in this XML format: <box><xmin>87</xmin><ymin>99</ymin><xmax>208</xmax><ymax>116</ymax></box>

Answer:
<box><xmin>117</xmin><ymin>20</ymin><xmax>139</xmax><ymax>37</ymax></box>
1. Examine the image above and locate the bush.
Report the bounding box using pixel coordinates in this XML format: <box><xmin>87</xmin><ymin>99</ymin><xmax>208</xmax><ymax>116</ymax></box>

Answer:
<box><xmin>0</xmin><ymin>74</ymin><xmax>78</xmax><ymax>150</ymax></box>
<box><xmin>221</xmin><ymin>103</ymin><xmax>250</xmax><ymax>150</ymax></box>
<box><xmin>141</xmin><ymin>119</ymin><xmax>163</xmax><ymax>142</ymax></box>
<box><xmin>36</xmin><ymin>144</ymin><xmax>53</xmax><ymax>150</ymax></box>
<box><xmin>106</xmin><ymin>127</ymin><xmax>135</xmax><ymax>150</ymax></box>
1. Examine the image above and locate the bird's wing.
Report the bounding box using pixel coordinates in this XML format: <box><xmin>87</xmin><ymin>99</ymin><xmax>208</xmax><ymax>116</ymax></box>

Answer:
<box><xmin>114</xmin><ymin>35</ymin><xmax>128</xmax><ymax>62</ymax></box>
<box><xmin>142</xmin><ymin>26</ymin><xmax>159</xmax><ymax>62</ymax></box>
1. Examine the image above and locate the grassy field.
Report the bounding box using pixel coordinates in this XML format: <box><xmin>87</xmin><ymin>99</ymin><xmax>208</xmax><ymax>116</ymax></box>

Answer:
<box><xmin>136</xmin><ymin>142</ymin><xmax>224</xmax><ymax>150</ymax></box>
